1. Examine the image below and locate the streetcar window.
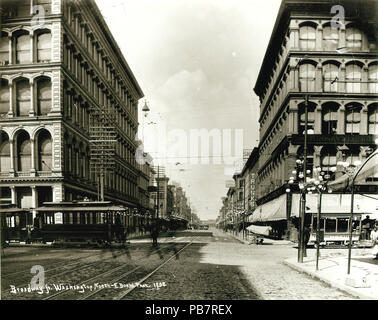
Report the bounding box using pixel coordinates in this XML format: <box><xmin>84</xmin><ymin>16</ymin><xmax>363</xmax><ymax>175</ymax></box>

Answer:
<box><xmin>325</xmin><ymin>218</ymin><xmax>336</xmax><ymax>232</ymax></box>
<box><xmin>6</xmin><ymin>216</ymin><xmax>15</xmax><ymax>227</ymax></box>
<box><xmin>337</xmin><ymin>218</ymin><xmax>348</xmax><ymax>233</ymax></box>
<box><xmin>312</xmin><ymin>217</ymin><xmax>325</xmax><ymax>231</ymax></box>
<box><xmin>69</xmin><ymin>212</ymin><xmax>73</xmax><ymax>224</ymax></box>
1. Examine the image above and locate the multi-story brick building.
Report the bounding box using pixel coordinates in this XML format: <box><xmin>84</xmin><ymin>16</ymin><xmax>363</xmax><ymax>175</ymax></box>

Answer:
<box><xmin>0</xmin><ymin>0</ymin><xmax>149</xmax><ymax>219</ymax></box>
<box><xmin>251</xmin><ymin>0</ymin><xmax>378</xmax><ymax>239</ymax></box>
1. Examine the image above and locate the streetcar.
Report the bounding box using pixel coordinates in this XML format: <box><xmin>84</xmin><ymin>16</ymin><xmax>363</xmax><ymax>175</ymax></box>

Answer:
<box><xmin>0</xmin><ymin>204</ymin><xmax>32</xmax><ymax>244</ymax></box>
<box><xmin>307</xmin><ymin>213</ymin><xmax>363</xmax><ymax>247</ymax></box>
<box><xmin>35</xmin><ymin>201</ymin><xmax>137</xmax><ymax>245</ymax></box>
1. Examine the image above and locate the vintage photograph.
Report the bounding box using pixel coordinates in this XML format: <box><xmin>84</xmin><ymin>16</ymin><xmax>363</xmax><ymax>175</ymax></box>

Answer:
<box><xmin>0</xmin><ymin>0</ymin><xmax>377</xmax><ymax>305</ymax></box>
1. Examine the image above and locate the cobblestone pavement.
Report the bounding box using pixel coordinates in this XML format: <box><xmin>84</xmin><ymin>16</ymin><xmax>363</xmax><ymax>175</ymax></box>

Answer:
<box><xmin>1</xmin><ymin>229</ymin><xmax>358</xmax><ymax>300</ymax></box>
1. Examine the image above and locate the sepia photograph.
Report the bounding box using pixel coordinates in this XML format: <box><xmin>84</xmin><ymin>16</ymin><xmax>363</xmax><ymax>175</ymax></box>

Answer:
<box><xmin>0</xmin><ymin>0</ymin><xmax>377</xmax><ymax>312</ymax></box>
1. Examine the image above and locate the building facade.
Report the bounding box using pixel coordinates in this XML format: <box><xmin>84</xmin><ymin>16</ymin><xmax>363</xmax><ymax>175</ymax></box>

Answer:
<box><xmin>252</xmin><ymin>0</ymin><xmax>378</xmax><ymax>238</ymax></box>
<box><xmin>0</xmin><ymin>0</ymin><xmax>150</xmax><ymax>218</ymax></box>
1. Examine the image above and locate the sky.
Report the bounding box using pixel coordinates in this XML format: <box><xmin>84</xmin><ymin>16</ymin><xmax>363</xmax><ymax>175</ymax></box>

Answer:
<box><xmin>96</xmin><ymin>0</ymin><xmax>282</xmax><ymax>220</ymax></box>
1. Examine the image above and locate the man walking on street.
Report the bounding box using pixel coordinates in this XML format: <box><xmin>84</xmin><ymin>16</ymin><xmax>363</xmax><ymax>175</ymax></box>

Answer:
<box><xmin>151</xmin><ymin>223</ymin><xmax>159</xmax><ymax>247</ymax></box>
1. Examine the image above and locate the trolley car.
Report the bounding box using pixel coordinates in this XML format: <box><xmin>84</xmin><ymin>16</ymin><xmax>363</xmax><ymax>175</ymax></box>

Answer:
<box><xmin>35</xmin><ymin>201</ymin><xmax>132</xmax><ymax>245</ymax></box>
<box><xmin>0</xmin><ymin>204</ymin><xmax>32</xmax><ymax>244</ymax></box>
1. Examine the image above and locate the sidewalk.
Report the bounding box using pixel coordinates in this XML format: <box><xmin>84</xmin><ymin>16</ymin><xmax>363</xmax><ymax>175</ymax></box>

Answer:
<box><xmin>224</xmin><ymin>229</ymin><xmax>378</xmax><ymax>299</ymax></box>
<box><xmin>224</xmin><ymin>230</ymin><xmax>293</xmax><ymax>245</ymax></box>
<box><xmin>284</xmin><ymin>252</ymin><xmax>378</xmax><ymax>300</ymax></box>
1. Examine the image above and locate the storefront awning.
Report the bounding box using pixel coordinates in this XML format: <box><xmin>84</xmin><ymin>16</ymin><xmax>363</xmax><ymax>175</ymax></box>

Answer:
<box><xmin>246</xmin><ymin>225</ymin><xmax>272</xmax><ymax>236</ymax></box>
<box><xmin>249</xmin><ymin>194</ymin><xmax>287</xmax><ymax>223</ymax></box>
<box><xmin>290</xmin><ymin>193</ymin><xmax>378</xmax><ymax>217</ymax></box>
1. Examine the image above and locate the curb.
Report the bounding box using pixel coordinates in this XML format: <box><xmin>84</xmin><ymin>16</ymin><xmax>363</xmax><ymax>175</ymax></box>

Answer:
<box><xmin>283</xmin><ymin>259</ymin><xmax>376</xmax><ymax>300</ymax></box>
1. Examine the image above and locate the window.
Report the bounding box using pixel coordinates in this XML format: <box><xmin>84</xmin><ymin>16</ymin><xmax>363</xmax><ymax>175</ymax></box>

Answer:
<box><xmin>15</xmin><ymin>0</ymin><xmax>31</xmax><ymax>17</ymax></box>
<box><xmin>368</xmin><ymin>63</ymin><xmax>378</xmax><ymax>94</ymax></box>
<box><xmin>323</xmin><ymin>26</ymin><xmax>339</xmax><ymax>51</ymax></box>
<box><xmin>0</xmin><ymin>131</ymin><xmax>11</xmax><ymax>172</ymax></box>
<box><xmin>299</xmin><ymin>63</ymin><xmax>315</xmax><ymax>91</ymax></box>
<box><xmin>35</xmin><ymin>0</ymin><xmax>52</xmax><ymax>15</ymax></box>
<box><xmin>346</xmin><ymin>27</ymin><xmax>362</xmax><ymax>50</ymax></box>
<box><xmin>322</xmin><ymin>104</ymin><xmax>338</xmax><ymax>134</ymax></box>
<box><xmin>345</xmin><ymin>148</ymin><xmax>360</xmax><ymax>168</ymax></box>
<box><xmin>37</xmin><ymin>130</ymin><xmax>52</xmax><ymax>171</ymax></box>
<box><xmin>320</xmin><ymin>146</ymin><xmax>337</xmax><ymax>180</ymax></box>
<box><xmin>323</xmin><ymin>63</ymin><xmax>338</xmax><ymax>92</ymax></box>
<box><xmin>298</xmin><ymin>104</ymin><xmax>315</xmax><ymax>134</ymax></box>
<box><xmin>337</xmin><ymin>218</ymin><xmax>349</xmax><ymax>233</ymax></box>
<box><xmin>17</xmin><ymin>131</ymin><xmax>31</xmax><ymax>171</ymax></box>
<box><xmin>325</xmin><ymin>217</ymin><xmax>336</xmax><ymax>232</ymax></box>
<box><xmin>299</xmin><ymin>25</ymin><xmax>316</xmax><ymax>50</ymax></box>
<box><xmin>346</xmin><ymin>64</ymin><xmax>362</xmax><ymax>93</ymax></box>
<box><xmin>37</xmin><ymin>78</ymin><xmax>51</xmax><ymax>115</ymax></box>
<box><xmin>37</xmin><ymin>31</ymin><xmax>51</xmax><ymax>62</ymax></box>
<box><xmin>0</xmin><ymin>79</ymin><xmax>9</xmax><ymax>115</ymax></box>
<box><xmin>345</xmin><ymin>105</ymin><xmax>361</xmax><ymax>134</ymax></box>
<box><xmin>16</xmin><ymin>79</ymin><xmax>30</xmax><ymax>116</ymax></box>
<box><xmin>0</xmin><ymin>32</ymin><xmax>9</xmax><ymax>64</ymax></box>
<box><xmin>15</xmin><ymin>32</ymin><xmax>30</xmax><ymax>64</ymax></box>
<box><xmin>368</xmin><ymin>104</ymin><xmax>378</xmax><ymax>135</ymax></box>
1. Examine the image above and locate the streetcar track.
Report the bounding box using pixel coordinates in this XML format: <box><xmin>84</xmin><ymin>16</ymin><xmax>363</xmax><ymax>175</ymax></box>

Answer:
<box><xmin>41</xmin><ymin>242</ymin><xmax>179</xmax><ymax>300</ymax></box>
<box><xmin>114</xmin><ymin>240</ymin><xmax>195</xmax><ymax>300</ymax></box>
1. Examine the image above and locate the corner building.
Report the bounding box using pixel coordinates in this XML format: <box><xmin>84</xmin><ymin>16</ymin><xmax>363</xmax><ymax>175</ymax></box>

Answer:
<box><xmin>252</xmin><ymin>0</ymin><xmax>378</xmax><ymax>239</ymax></box>
<box><xmin>0</xmin><ymin>0</ymin><xmax>146</xmax><ymax>218</ymax></box>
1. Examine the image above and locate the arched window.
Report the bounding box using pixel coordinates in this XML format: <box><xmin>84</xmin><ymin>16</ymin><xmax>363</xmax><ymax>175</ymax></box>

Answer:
<box><xmin>346</xmin><ymin>27</ymin><xmax>362</xmax><ymax>50</ymax></box>
<box><xmin>368</xmin><ymin>63</ymin><xmax>378</xmax><ymax>94</ymax></box>
<box><xmin>0</xmin><ymin>131</ymin><xmax>11</xmax><ymax>173</ymax></box>
<box><xmin>37</xmin><ymin>130</ymin><xmax>52</xmax><ymax>171</ymax></box>
<box><xmin>320</xmin><ymin>146</ymin><xmax>337</xmax><ymax>181</ymax></box>
<box><xmin>299</xmin><ymin>63</ymin><xmax>316</xmax><ymax>91</ymax></box>
<box><xmin>0</xmin><ymin>32</ymin><xmax>9</xmax><ymax>64</ymax></box>
<box><xmin>37</xmin><ymin>31</ymin><xmax>51</xmax><ymax>62</ymax></box>
<box><xmin>16</xmin><ymin>79</ymin><xmax>30</xmax><ymax>116</ymax></box>
<box><xmin>36</xmin><ymin>77</ymin><xmax>51</xmax><ymax>115</ymax></box>
<box><xmin>322</xmin><ymin>103</ymin><xmax>338</xmax><ymax>135</ymax></box>
<box><xmin>16</xmin><ymin>131</ymin><xmax>31</xmax><ymax>172</ymax></box>
<box><xmin>368</xmin><ymin>104</ymin><xmax>378</xmax><ymax>135</ymax></box>
<box><xmin>0</xmin><ymin>79</ymin><xmax>9</xmax><ymax>115</ymax></box>
<box><xmin>298</xmin><ymin>103</ymin><xmax>315</xmax><ymax>134</ymax></box>
<box><xmin>323</xmin><ymin>63</ymin><xmax>339</xmax><ymax>92</ymax></box>
<box><xmin>323</xmin><ymin>25</ymin><xmax>339</xmax><ymax>51</ymax></box>
<box><xmin>345</xmin><ymin>105</ymin><xmax>361</xmax><ymax>135</ymax></box>
<box><xmin>346</xmin><ymin>64</ymin><xmax>362</xmax><ymax>93</ymax></box>
<box><xmin>15</xmin><ymin>32</ymin><xmax>30</xmax><ymax>64</ymax></box>
<box><xmin>299</xmin><ymin>24</ymin><xmax>316</xmax><ymax>50</ymax></box>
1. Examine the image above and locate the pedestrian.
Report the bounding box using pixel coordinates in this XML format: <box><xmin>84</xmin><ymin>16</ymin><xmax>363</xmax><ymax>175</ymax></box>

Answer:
<box><xmin>362</xmin><ymin>215</ymin><xmax>372</xmax><ymax>240</ymax></box>
<box><xmin>151</xmin><ymin>224</ymin><xmax>159</xmax><ymax>247</ymax></box>
<box><xmin>371</xmin><ymin>226</ymin><xmax>378</xmax><ymax>259</ymax></box>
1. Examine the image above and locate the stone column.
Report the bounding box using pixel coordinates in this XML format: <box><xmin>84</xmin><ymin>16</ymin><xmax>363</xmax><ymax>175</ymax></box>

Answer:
<box><xmin>30</xmin><ymin>138</ymin><xmax>36</xmax><ymax>176</ymax></box>
<box><xmin>316</xmin><ymin>63</ymin><xmax>323</xmax><ymax>92</ymax></box>
<box><xmin>7</xmin><ymin>79</ymin><xmax>14</xmax><ymax>117</ymax></box>
<box><xmin>31</xmin><ymin>186</ymin><xmax>37</xmax><ymax>209</ymax></box>
<box><xmin>8</xmin><ymin>34</ymin><xmax>12</xmax><ymax>64</ymax></box>
<box><xmin>10</xmin><ymin>186</ymin><xmax>16</xmax><ymax>205</ymax></box>
<box><xmin>337</xmin><ymin>104</ymin><xmax>345</xmax><ymax>134</ymax></box>
<box><xmin>30</xmin><ymin>33</ymin><xmax>34</xmax><ymax>63</ymax></box>
<box><xmin>314</xmin><ymin>104</ymin><xmax>322</xmax><ymax>134</ymax></box>
<box><xmin>362</xmin><ymin>66</ymin><xmax>368</xmax><ymax>94</ymax></box>
<box><xmin>9</xmin><ymin>138</ymin><xmax>15</xmax><ymax>175</ymax></box>
<box><xmin>339</xmin><ymin>26</ymin><xmax>346</xmax><ymax>49</ymax></box>
<box><xmin>360</xmin><ymin>105</ymin><xmax>368</xmax><ymax>135</ymax></box>
<box><xmin>339</xmin><ymin>64</ymin><xmax>346</xmax><ymax>93</ymax></box>
<box><xmin>289</xmin><ymin>100</ymin><xmax>298</xmax><ymax>134</ymax></box>
<box><xmin>31</xmin><ymin>186</ymin><xmax>37</xmax><ymax>220</ymax></box>
<box><xmin>29</xmin><ymin>80</ymin><xmax>35</xmax><ymax>116</ymax></box>
<box><xmin>316</xmin><ymin>26</ymin><xmax>323</xmax><ymax>51</ymax></box>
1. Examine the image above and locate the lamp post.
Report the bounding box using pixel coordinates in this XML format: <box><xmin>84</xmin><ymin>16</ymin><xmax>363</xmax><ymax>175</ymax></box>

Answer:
<box><xmin>347</xmin><ymin>150</ymin><xmax>378</xmax><ymax>274</ymax></box>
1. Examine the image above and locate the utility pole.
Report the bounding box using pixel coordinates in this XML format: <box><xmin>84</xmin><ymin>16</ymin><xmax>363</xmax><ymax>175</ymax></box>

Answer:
<box><xmin>298</xmin><ymin>94</ymin><xmax>309</xmax><ymax>263</ymax></box>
